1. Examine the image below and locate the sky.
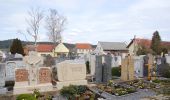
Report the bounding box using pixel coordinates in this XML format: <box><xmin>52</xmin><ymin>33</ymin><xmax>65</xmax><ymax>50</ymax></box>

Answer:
<box><xmin>0</xmin><ymin>0</ymin><xmax>170</xmax><ymax>44</ymax></box>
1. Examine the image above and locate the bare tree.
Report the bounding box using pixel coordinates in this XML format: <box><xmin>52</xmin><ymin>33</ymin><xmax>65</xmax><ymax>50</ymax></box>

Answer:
<box><xmin>45</xmin><ymin>9</ymin><xmax>66</xmax><ymax>45</ymax></box>
<box><xmin>26</xmin><ymin>7</ymin><xmax>43</xmax><ymax>45</ymax></box>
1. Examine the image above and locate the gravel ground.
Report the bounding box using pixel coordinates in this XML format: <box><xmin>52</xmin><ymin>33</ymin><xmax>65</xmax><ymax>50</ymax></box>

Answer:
<box><xmin>90</xmin><ymin>88</ymin><xmax>157</xmax><ymax>100</ymax></box>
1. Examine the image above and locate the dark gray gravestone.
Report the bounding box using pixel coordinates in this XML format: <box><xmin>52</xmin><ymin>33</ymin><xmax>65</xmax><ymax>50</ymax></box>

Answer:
<box><xmin>102</xmin><ymin>54</ymin><xmax>112</xmax><ymax>83</ymax></box>
<box><xmin>95</xmin><ymin>55</ymin><xmax>102</xmax><ymax>83</ymax></box>
<box><xmin>0</xmin><ymin>63</ymin><xmax>5</xmax><ymax>87</ymax></box>
<box><xmin>143</xmin><ymin>55</ymin><xmax>149</xmax><ymax>77</ymax></box>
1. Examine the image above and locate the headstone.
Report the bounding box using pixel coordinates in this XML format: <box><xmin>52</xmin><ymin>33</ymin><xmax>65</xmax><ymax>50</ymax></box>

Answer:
<box><xmin>14</xmin><ymin>53</ymin><xmax>23</xmax><ymax>59</ymax></box>
<box><xmin>23</xmin><ymin>51</ymin><xmax>43</xmax><ymax>86</ymax></box>
<box><xmin>0</xmin><ymin>63</ymin><xmax>5</xmax><ymax>87</ymax></box>
<box><xmin>166</xmin><ymin>56</ymin><xmax>170</xmax><ymax>64</ymax></box>
<box><xmin>102</xmin><ymin>54</ymin><xmax>112</xmax><ymax>83</ymax></box>
<box><xmin>143</xmin><ymin>55</ymin><xmax>149</xmax><ymax>77</ymax></box>
<box><xmin>121</xmin><ymin>55</ymin><xmax>134</xmax><ymax>81</ymax></box>
<box><xmin>112</xmin><ymin>56</ymin><xmax>121</xmax><ymax>67</ymax></box>
<box><xmin>95</xmin><ymin>55</ymin><xmax>103</xmax><ymax>83</ymax></box>
<box><xmin>6</xmin><ymin>61</ymin><xmax>16</xmax><ymax>81</ymax></box>
<box><xmin>56</xmin><ymin>60</ymin><xmax>87</xmax><ymax>89</ymax></box>
<box><xmin>89</xmin><ymin>54</ymin><xmax>96</xmax><ymax>76</ymax></box>
<box><xmin>134</xmin><ymin>56</ymin><xmax>144</xmax><ymax>78</ymax></box>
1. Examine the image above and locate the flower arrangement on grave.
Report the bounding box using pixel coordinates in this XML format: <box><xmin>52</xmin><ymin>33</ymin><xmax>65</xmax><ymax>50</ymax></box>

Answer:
<box><xmin>60</xmin><ymin>85</ymin><xmax>102</xmax><ymax>100</ymax></box>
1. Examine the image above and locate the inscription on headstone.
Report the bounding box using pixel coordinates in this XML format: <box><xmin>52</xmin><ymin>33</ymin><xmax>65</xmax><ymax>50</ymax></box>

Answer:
<box><xmin>6</xmin><ymin>61</ymin><xmax>16</xmax><ymax>81</ymax></box>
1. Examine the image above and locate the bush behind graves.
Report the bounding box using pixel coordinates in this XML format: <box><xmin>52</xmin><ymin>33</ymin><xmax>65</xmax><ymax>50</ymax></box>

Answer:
<box><xmin>112</xmin><ymin>67</ymin><xmax>121</xmax><ymax>77</ymax></box>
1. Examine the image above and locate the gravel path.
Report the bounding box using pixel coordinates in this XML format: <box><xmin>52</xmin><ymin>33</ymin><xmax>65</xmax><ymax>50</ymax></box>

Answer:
<box><xmin>90</xmin><ymin>88</ymin><xmax>157</xmax><ymax>100</ymax></box>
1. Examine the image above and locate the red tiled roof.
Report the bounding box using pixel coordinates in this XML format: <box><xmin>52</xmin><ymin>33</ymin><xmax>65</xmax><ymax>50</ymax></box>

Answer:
<box><xmin>127</xmin><ymin>38</ymin><xmax>170</xmax><ymax>49</ymax></box>
<box><xmin>135</xmin><ymin>38</ymin><xmax>151</xmax><ymax>48</ymax></box>
<box><xmin>36</xmin><ymin>44</ymin><xmax>55</xmax><ymax>52</ymax></box>
<box><xmin>75</xmin><ymin>43</ymin><xmax>92</xmax><ymax>49</ymax></box>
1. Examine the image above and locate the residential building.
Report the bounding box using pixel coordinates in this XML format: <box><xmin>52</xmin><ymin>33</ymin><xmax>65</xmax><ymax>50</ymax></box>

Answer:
<box><xmin>75</xmin><ymin>43</ymin><xmax>93</xmax><ymax>56</ymax></box>
<box><xmin>127</xmin><ymin>38</ymin><xmax>170</xmax><ymax>55</ymax></box>
<box><xmin>94</xmin><ymin>41</ymin><xmax>128</xmax><ymax>56</ymax></box>
<box><xmin>36</xmin><ymin>44</ymin><xmax>54</xmax><ymax>57</ymax></box>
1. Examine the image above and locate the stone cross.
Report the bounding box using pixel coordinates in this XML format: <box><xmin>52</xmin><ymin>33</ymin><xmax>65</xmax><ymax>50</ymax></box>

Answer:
<box><xmin>23</xmin><ymin>51</ymin><xmax>43</xmax><ymax>86</ymax></box>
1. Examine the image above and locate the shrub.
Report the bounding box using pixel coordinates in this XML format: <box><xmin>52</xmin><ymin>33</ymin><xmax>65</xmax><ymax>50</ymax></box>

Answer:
<box><xmin>60</xmin><ymin>85</ymin><xmax>87</xmax><ymax>99</ymax></box>
<box><xmin>16</xmin><ymin>94</ymin><xmax>36</xmax><ymax>100</ymax></box>
<box><xmin>33</xmin><ymin>89</ymin><xmax>41</xmax><ymax>98</ymax></box>
<box><xmin>112</xmin><ymin>67</ymin><xmax>121</xmax><ymax>77</ymax></box>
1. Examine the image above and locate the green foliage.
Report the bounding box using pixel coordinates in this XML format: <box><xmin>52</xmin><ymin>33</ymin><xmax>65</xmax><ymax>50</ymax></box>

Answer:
<box><xmin>33</xmin><ymin>89</ymin><xmax>41</xmax><ymax>98</ymax></box>
<box><xmin>151</xmin><ymin>31</ymin><xmax>162</xmax><ymax>55</ymax></box>
<box><xmin>112</xmin><ymin>67</ymin><xmax>121</xmax><ymax>77</ymax></box>
<box><xmin>152</xmin><ymin>79</ymin><xmax>161</xmax><ymax>83</ymax></box>
<box><xmin>60</xmin><ymin>85</ymin><xmax>87</xmax><ymax>99</ymax></box>
<box><xmin>136</xmin><ymin>45</ymin><xmax>152</xmax><ymax>56</ymax></box>
<box><xmin>86</xmin><ymin>61</ymin><xmax>90</xmax><ymax>74</ymax></box>
<box><xmin>16</xmin><ymin>94</ymin><xmax>37</xmax><ymax>100</ymax></box>
<box><xmin>10</xmin><ymin>38</ymin><xmax>24</xmax><ymax>55</ymax></box>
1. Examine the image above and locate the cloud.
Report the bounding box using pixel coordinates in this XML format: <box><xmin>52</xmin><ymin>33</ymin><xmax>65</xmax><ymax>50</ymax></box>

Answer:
<box><xmin>0</xmin><ymin>0</ymin><xmax>170</xmax><ymax>44</ymax></box>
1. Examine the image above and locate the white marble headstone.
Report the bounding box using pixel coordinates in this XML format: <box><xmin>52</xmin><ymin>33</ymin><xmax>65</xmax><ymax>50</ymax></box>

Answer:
<box><xmin>166</xmin><ymin>56</ymin><xmax>170</xmax><ymax>64</ymax></box>
<box><xmin>57</xmin><ymin>60</ymin><xmax>86</xmax><ymax>82</ymax></box>
<box><xmin>6</xmin><ymin>61</ymin><xmax>16</xmax><ymax>81</ymax></box>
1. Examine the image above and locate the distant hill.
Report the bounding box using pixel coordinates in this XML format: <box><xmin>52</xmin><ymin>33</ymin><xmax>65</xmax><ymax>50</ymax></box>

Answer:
<box><xmin>0</xmin><ymin>39</ymin><xmax>96</xmax><ymax>51</ymax></box>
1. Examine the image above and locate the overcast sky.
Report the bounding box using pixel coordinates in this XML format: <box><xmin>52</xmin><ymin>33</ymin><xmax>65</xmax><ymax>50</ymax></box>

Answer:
<box><xmin>0</xmin><ymin>0</ymin><xmax>170</xmax><ymax>44</ymax></box>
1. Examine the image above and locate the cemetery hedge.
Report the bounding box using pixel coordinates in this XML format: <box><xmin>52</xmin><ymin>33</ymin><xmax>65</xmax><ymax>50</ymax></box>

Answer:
<box><xmin>112</xmin><ymin>67</ymin><xmax>121</xmax><ymax>77</ymax></box>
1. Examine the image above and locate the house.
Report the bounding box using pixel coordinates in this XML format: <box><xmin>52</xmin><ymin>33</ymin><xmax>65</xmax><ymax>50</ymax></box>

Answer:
<box><xmin>36</xmin><ymin>44</ymin><xmax>54</xmax><ymax>57</ymax></box>
<box><xmin>53</xmin><ymin>43</ymin><xmax>69</xmax><ymax>57</ymax></box>
<box><xmin>127</xmin><ymin>38</ymin><xmax>170</xmax><ymax>55</ymax></box>
<box><xmin>75</xmin><ymin>43</ymin><xmax>93</xmax><ymax>56</ymax></box>
<box><xmin>94</xmin><ymin>41</ymin><xmax>128</xmax><ymax>56</ymax></box>
<box><xmin>24</xmin><ymin>45</ymin><xmax>36</xmax><ymax>55</ymax></box>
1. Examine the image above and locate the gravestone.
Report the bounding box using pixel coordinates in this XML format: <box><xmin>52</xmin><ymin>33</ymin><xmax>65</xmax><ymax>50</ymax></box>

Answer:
<box><xmin>95</xmin><ymin>55</ymin><xmax>103</xmax><ymax>83</ymax></box>
<box><xmin>112</xmin><ymin>56</ymin><xmax>121</xmax><ymax>67</ymax></box>
<box><xmin>0</xmin><ymin>63</ymin><xmax>5</xmax><ymax>87</ymax></box>
<box><xmin>102</xmin><ymin>54</ymin><xmax>112</xmax><ymax>83</ymax></box>
<box><xmin>6</xmin><ymin>61</ymin><xmax>16</xmax><ymax>81</ymax></box>
<box><xmin>57</xmin><ymin>60</ymin><xmax>87</xmax><ymax>89</ymax></box>
<box><xmin>143</xmin><ymin>55</ymin><xmax>149</xmax><ymax>77</ymax></box>
<box><xmin>89</xmin><ymin>54</ymin><xmax>96</xmax><ymax>76</ymax></box>
<box><xmin>166</xmin><ymin>56</ymin><xmax>170</xmax><ymax>64</ymax></box>
<box><xmin>121</xmin><ymin>55</ymin><xmax>134</xmax><ymax>81</ymax></box>
<box><xmin>23</xmin><ymin>51</ymin><xmax>43</xmax><ymax>86</ymax></box>
<box><xmin>134</xmin><ymin>56</ymin><xmax>144</xmax><ymax>78</ymax></box>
